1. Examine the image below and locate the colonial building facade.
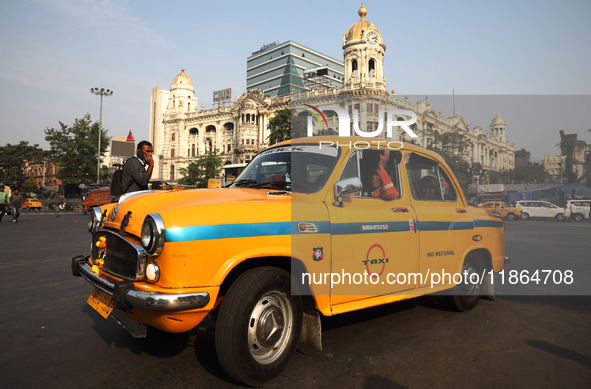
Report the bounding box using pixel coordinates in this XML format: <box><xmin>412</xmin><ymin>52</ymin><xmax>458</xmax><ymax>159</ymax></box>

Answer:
<box><xmin>149</xmin><ymin>5</ymin><xmax>514</xmax><ymax>183</ymax></box>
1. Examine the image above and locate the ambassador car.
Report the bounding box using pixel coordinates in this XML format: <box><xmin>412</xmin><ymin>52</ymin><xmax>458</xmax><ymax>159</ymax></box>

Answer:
<box><xmin>480</xmin><ymin>201</ymin><xmax>522</xmax><ymax>220</ymax></box>
<box><xmin>72</xmin><ymin>137</ymin><xmax>506</xmax><ymax>385</ymax></box>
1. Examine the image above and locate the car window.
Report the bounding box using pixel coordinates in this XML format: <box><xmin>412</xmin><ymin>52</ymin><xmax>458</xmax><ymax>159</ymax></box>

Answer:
<box><xmin>232</xmin><ymin>144</ymin><xmax>340</xmax><ymax>193</ymax></box>
<box><xmin>338</xmin><ymin>149</ymin><xmax>401</xmax><ymax>199</ymax></box>
<box><xmin>406</xmin><ymin>153</ymin><xmax>457</xmax><ymax>202</ymax></box>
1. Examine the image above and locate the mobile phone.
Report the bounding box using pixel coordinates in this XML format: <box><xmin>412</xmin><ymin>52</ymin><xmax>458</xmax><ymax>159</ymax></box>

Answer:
<box><xmin>137</xmin><ymin>150</ymin><xmax>147</xmax><ymax>162</ymax></box>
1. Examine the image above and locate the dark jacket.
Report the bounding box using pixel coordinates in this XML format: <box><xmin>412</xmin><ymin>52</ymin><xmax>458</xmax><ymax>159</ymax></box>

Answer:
<box><xmin>122</xmin><ymin>156</ymin><xmax>152</xmax><ymax>194</ymax></box>
<box><xmin>10</xmin><ymin>193</ymin><xmax>24</xmax><ymax>207</ymax></box>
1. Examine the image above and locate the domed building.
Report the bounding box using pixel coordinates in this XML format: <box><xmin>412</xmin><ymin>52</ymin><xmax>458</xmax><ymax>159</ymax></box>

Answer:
<box><xmin>150</xmin><ymin>4</ymin><xmax>514</xmax><ymax>184</ymax></box>
<box><xmin>342</xmin><ymin>3</ymin><xmax>387</xmax><ymax>92</ymax></box>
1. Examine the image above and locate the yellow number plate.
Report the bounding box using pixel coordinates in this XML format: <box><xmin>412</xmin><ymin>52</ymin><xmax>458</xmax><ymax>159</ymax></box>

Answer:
<box><xmin>87</xmin><ymin>288</ymin><xmax>115</xmax><ymax>319</ymax></box>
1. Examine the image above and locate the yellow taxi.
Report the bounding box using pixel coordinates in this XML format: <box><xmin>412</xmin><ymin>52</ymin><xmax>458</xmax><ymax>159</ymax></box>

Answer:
<box><xmin>22</xmin><ymin>198</ymin><xmax>42</xmax><ymax>210</ymax></box>
<box><xmin>72</xmin><ymin>136</ymin><xmax>506</xmax><ymax>385</ymax></box>
<box><xmin>480</xmin><ymin>201</ymin><xmax>522</xmax><ymax>220</ymax></box>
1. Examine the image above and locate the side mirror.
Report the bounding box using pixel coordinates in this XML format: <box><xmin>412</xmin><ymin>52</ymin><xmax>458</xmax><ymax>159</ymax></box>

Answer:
<box><xmin>333</xmin><ymin>177</ymin><xmax>362</xmax><ymax>207</ymax></box>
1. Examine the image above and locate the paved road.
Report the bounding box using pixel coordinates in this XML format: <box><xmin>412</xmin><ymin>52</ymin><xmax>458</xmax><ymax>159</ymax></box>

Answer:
<box><xmin>1</xmin><ymin>212</ymin><xmax>590</xmax><ymax>388</ymax></box>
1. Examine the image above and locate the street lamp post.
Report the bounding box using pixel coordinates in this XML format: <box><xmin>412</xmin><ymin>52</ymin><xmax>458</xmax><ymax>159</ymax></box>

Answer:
<box><xmin>90</xmin><ymin>87</ymin><xmax>114</xmax><ymax>182</ymax></box>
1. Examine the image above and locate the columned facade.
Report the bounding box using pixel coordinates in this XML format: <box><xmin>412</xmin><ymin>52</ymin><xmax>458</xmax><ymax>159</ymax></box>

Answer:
<box><xmin>149</xmin><ymin>5</ymin><xmax>514</xmax><ymax>183</ymax></box>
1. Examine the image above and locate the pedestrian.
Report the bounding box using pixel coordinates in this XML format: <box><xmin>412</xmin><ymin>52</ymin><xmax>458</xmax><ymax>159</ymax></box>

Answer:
<box><xmin>0</xmin><ymin>183</ymin><xmax>9</xmax><ymax>222</ymax></box>
<box><xmin>10</xmin><ymin>188</ymin><xmax>24</xmax><ymax>223</ymax></box>
<box><xmin>121</xmin><ymin>140</ymin><xmax>154</xmax><ymax>196</ymax></box>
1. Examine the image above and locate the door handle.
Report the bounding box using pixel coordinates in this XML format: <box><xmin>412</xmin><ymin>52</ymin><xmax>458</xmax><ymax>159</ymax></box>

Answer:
<box><xmin>392</xmin><ymin>207</ymin><xmax>409</xmax><ymax>213</ymax></box>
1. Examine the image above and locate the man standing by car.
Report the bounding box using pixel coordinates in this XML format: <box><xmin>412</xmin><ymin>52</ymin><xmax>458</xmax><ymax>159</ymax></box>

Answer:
<box><xmin>0</xmin><ymin>184</ymin><xmax>9</xmax><ymax>222</ymax></box>
<box><xmin>9</xmin><ymin>188</ymin><xmax>24</xmax><ymax>223</ymax></box>
<box><xmin>121</xmin><ymin>141</ymin><xmax>154</xmax><ymax>196</ymax></box>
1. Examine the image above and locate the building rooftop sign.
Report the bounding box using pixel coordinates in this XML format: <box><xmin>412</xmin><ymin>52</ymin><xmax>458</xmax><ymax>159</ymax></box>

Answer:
<box><xmin>251</xmin><ymin>41</ymin><xmax>280</xmax><ymax>55</ymax></box>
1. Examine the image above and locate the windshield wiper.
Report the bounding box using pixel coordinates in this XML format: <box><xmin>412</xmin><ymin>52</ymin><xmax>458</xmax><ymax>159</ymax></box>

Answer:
<box><xmin>232</xmin><ymin>179</ymin><xmax>258</xmax><ymax>187</ymax></box>
<box><xmin>250</xmin><ymin>180</ymin><xmax>292</xmax><ymax>189</ymax></box>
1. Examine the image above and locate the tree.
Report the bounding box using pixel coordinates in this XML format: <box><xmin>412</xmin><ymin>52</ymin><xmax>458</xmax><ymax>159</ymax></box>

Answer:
<box><xmin>0</xmin><ymin>141</ymin><xmax>45</xmax><ymax>189</ymax></box>
<box><xmin>21</xmin><ymin>178</ymin><xmax>39</xmax><ymax>196</ymax></box>
<box><xmin>179</xmin><ymin>151</ymin><xmax>223</xmax><ymax>187</ymax></box>
<box><xmin>267</xmin><ymin>108</ymin><xmax>292</xmax><ymax>145</ymax></box>
<box><xmin>44</xmin><ymin>114</ymin><xmax>109</xmax><ymax>186</ymax></box>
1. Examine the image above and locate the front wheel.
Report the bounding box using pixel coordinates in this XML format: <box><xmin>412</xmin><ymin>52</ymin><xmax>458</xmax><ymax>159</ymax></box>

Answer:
<box><xmin>573</xmin><ymin>214</ymin><xmax>583</xmax><ymax>222</ymax></box>
<box><xmin>556</xmin><ymin>214</ymin><xmax>566</xmax><ymax>221</ymax></box>
<box><xmin>448</xmin><ymin>254</ymin><xmax>484</xmax><ymax>312</ymax></box>
<box><xmin>506</xmin><ymin>212</ymin><xmax>516</xmax><ymax>221</ymax></box>
<box><xmin>521</xmin><ymin>212</ymin><xmax>530</xmax><ymax>220</ymax></box>
<box><xmin>215</xmin><ymin>267</ymin><xmax>303</xmax><ymax>386</ymax></box>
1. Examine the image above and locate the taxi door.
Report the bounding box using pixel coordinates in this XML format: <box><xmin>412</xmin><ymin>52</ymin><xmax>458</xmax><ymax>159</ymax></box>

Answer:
<box><xmin>404</xmin><ymin>152</ymin><xmax>474</xmax><ymax>290</ymax></box>
<box><xmin>327</xmin><ymin>148</ymin><xmax>420</xmax><ymax>307</ymax></box>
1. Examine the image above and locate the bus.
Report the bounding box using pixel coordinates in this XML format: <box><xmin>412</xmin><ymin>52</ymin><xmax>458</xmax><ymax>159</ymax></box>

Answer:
<box><xmin>222</xmin><ymin>163</ymin><xmax>247</xmax><ymax>185</ymax></box>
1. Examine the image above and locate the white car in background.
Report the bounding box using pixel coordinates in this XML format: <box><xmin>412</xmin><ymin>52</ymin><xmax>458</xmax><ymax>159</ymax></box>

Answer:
<box><xmin>516</xmin><ymin>200</ymin><xmax>565</xmax><ymax>221</ymax></box>
<box><xmin>563</xmin><ymin>199</ymin><xmax>591</xmax><ymax>222</ymax></box>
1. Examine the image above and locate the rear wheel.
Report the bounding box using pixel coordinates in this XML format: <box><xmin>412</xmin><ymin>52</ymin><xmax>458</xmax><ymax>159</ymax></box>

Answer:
<box><xmin>448</xmin><ymin>253</ymin><xmax>484</xmax><ymax>312</ymax></box>
<box><xmin>556</xmin><ymin>214</ymin><xmax>566</xmax><ymax>221</ymax></box>
<box><xmin>521</xmin><ymin>212</ymin><xmax>530</xmax><ymax>220</ymax></box>
<box><xmin>215</xmin><ymin>267</ymin><xmax>303</xmax><ymax>386</ymax></box>
<box><xmin>506</xmin><ymin>212</ymin><xmax>516</xmax><ymax>221</ymax></box>
<box><xmin>573</xmin><ymin>213</ymin><xmax>583</xmax><ymax>222</ymax></box>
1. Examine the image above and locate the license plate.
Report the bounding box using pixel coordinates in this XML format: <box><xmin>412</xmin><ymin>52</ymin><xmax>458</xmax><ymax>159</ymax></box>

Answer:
<box><xmin>87</xmin><ymin>288</ymin><xmax>115</xmax><ymax>319</ymax></box>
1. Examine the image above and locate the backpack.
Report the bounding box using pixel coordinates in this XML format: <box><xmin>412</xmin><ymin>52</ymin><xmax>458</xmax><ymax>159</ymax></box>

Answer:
<box><xmin>110</xmin><ymin>165</ymin><xmax>125</xmax><ymax>198</ymax></box>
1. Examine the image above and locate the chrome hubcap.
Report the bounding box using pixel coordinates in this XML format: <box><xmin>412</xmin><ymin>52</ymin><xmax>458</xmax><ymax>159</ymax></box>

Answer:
<box><xmin>247</xmin><ymin>291</ymin><xmax>292</xmax><ymax>364</ymax></box>
<box><xmin>461</xmin><ymin>262</ymin><xmax>478</xmax><ymax>296</ymax></box>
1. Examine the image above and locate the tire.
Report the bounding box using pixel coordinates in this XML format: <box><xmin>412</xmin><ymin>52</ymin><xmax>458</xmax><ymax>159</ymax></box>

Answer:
<box><xmin>215</xmin><ymin>267</ymin><xmax>303</xmax><ymax>386</ymax></box>
<box><xmin>506</xmin><ymin>212</ymin><xmax>516</xmax><ymax>221</ymax></box>
<box><xmin>448</xmin><ymin>253</ymin><xmax>484</xmax><ymax>312</ymax></box>
<box><xmin>556</xmin><ymin>214</ymin><xmax>566</xmax><ymax>221</ymax></box>
<box><xmin>521</xmin><ymin>212</ymin><xmax>530</xmax><ymax>220</ymax></box>
<box><xmin>572</xmin><ymin>213</ymin><xmax>583</xmax><ymax>222</ymax></box>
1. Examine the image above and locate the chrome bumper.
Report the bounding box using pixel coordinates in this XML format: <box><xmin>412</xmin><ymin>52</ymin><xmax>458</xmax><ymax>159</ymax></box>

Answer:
<box><xmin>72</xmin><ymin>255</ymin><xmax>210</xmax><ymax>311</ymax></box>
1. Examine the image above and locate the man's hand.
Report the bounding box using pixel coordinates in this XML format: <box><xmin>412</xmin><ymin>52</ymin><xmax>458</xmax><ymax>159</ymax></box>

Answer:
<box><xmin>378</xmin><ymin>149</ymin><xmax>390</xmax><ymax>172</ymax></box>
<box><xmin>145</xmin><ymin>152</ymin><xmax>154</xmax><ymax>167</ymax></box>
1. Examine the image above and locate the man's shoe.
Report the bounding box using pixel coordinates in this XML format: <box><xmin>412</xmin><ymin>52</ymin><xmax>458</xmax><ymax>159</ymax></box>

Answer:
<box><xmin>12</xmin><ymin>220</ymin><xmax>16</xmax><ymax>223</ymax></box>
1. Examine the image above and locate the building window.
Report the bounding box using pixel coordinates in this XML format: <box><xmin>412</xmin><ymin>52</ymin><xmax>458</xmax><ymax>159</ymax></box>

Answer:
<box><xmin>171</xmin><ymin>149</ymin><xmax>175</xmax><ymax>158</ymax></box>
<box><xmin>172</xmin><ymin>133</ymin><xmax>176</xmax><ymax>141</ymax></box>
<box><xmin>192</xmin><ymin>144</ymin><xmax>196</xmax><ymax>157</ymax></box>
<box><xmin>170</xmin><ymin>165</ymin><xmax>175</xmax><ymax>181</ymax></box>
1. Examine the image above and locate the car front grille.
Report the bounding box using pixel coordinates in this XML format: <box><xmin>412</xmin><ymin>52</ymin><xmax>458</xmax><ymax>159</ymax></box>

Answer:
<box><xmin>91</xmin><ymin>230</ymin><xmax>147</xmax><ymax>281</ymax></box>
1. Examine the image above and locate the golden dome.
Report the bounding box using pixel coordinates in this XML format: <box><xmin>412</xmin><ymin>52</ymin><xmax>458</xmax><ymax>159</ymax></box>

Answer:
<box><xmin>491</xmin><ymin>113</ymin><xmax>505</xmax><ymax>126</ymax></box>
<box><xmin>172</xmin><ymin>68</ymin><xmax>193</xmax><ymax>87</ymax></box>
<box><xmin>344</xmin><ymin>3</ymin><xmax>380</xmax><ymax>44</ymax></box>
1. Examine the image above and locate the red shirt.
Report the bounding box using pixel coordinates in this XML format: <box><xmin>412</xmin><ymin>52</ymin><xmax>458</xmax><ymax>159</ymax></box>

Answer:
<box><xmin>371</xmin><ymin>170</ymin><xmax>398</xmax><ymax>200</ymax></box>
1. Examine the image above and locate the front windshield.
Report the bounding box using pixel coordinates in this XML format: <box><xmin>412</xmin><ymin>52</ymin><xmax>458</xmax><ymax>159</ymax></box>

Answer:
<box><xmin>231</xmin><ymin>144</ymin><xmax>340</xmax><ymax>193</ymax></box>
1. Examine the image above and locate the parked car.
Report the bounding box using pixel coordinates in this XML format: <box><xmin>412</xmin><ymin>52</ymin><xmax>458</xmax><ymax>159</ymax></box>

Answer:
<box><xmin>563</xmin><ymin>199</ymin><xmax>591</xmax><ymax>222</ymax></box>
<box><xmin>22</xmin><ymin>198</ymin><xmax>42</xmax><ymax>210</ymax></box>
<box><xmin>480</xmin><ymin>201</ymin><xmax>522</xmax><ymax>220</ymax></box>
<box><xmin>72</xmin><ymin>137</ymin><xmax>506</xmax><ymax>385</ymax></box>
<box><xmin>515</xmin><ymin>200</ymin><xmax>565</xmax><ymax>221</ymax></box>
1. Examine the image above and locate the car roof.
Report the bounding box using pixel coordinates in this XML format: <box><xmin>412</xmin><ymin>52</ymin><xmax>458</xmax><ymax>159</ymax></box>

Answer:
<box><xmin>274</xmin><ymin>135</ymin><xmax>446</xmax><ymax>161</ymax></box>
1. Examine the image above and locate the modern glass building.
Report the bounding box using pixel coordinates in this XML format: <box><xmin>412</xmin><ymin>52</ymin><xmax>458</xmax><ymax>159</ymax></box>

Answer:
<box><xmin>247</xmin><ymin>40</ymin><xmax>344</xmax><ymax>97</ymax></box>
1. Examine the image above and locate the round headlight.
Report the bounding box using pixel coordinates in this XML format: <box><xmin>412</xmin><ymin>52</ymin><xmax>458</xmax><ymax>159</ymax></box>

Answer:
<box><xmin>141</xmin><ymin>214</ymin><xmax>165</xmax><ymax>256</ymax></box>
<box><xmin>88</xmin><ymin>207</ymin><xmax>103</xmax><ymax>234</ymax></box>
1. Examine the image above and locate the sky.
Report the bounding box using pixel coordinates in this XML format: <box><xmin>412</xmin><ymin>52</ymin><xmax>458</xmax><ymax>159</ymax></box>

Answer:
<box><xmin>1</xmin><ymin>0</ymin><xmax>590</xmax><ymax>162</ymax></box>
